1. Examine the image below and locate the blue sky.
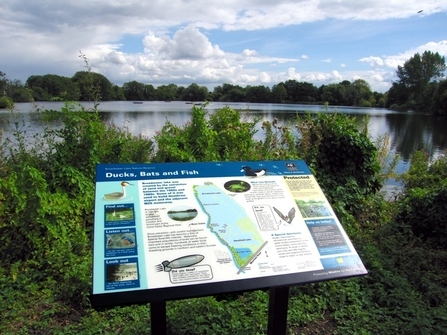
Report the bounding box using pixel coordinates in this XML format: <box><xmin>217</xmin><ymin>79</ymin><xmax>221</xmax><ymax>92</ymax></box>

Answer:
<box><xmin>1</xmin><ymin>0</ymin><xmax>446</xmax><ymax>92</ymax></box>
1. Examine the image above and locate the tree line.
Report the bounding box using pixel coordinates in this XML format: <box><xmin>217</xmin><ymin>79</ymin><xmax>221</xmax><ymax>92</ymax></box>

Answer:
<box><xmin>0</xmin><ymin>71</ymin><xmax>385</xmax><ymax>107</ymax></box>
<box><xmin>1</xmin><ymin>51</ymin><xmax>445</xmax><ymax>113</ymax></box>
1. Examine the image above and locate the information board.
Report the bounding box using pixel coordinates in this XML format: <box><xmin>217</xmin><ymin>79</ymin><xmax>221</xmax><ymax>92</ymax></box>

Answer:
<box><xmin>91</xmin><ymin>160</ymin><xmax>367</xmax><ymax>307</ymax></box>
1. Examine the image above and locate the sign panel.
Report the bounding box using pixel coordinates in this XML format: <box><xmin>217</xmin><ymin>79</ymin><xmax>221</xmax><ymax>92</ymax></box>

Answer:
<box><xmin>91</xmin><ymin>160</ymin><xmax>367</xmax><ymax>307</ymax></box>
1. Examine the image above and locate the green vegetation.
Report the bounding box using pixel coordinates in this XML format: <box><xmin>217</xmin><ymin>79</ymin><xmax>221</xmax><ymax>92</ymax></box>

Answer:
<box><xmin>1</xmin><ymin>97</ymin><xmax>446</xmax><ymax>334</ymax></box>
<box><xmin>0</xmin><ymin>96</ymin><xmax>14</xmax><ymax>109</ymax></box>
<box><xmin>1</xmin><ymin>70</ymin><xmax>385</xmax><ymax>107</ymax></box>
<box><xmin>2</xmin><ymin>50</ymin><xmax>446</xmax><ymax>113</ymax></box>
<box><xmin>386</xmin><ymin>51</ymin><xmax>447</xmax><ymax>114</ymax></box>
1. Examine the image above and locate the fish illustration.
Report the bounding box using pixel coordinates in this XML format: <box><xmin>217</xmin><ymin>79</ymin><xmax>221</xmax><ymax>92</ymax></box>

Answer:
<box><xmin>273</xmin><ymin>207</ymin><xmax>296</xmax><ymax>224</ymax></box>
<box><xmin>155</xmin><ymin>254</ymin><xmax>205</xmax><ymax>272</ymax></box>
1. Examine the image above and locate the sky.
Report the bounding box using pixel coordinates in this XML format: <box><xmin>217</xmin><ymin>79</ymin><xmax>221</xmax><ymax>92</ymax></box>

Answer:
<box><xmin>1</xmin><ymin>0</ymin><xmax>447</xmax><ymax>93</ymax></box>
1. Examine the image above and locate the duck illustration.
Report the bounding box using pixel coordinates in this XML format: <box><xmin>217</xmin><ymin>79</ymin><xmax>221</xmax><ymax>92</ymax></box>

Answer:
<box><xmin>273</xmin><ymin>207</ymin><xmax>296</xmax><ymax>224</ymax></box>
<box><xmin>104</xmin><ymin>181</ymin><xmax>132</xmax><ymax>200</ymax></box>
<box><xmin>241</xmin><ymin>166</ymin><xmax>268</xmax><ymax>177</ymax></box>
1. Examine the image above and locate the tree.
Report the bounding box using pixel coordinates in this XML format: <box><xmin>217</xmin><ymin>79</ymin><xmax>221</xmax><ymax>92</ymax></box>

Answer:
<box><xmin>227</xmin><ymin>88</ymin><xmax>246</xmax><ymax>102</ymax></box>
<box><xmin>122</xmin><ymin>80</ymin><xmax>146</xmax><ymax>101</ymax></box>
<box><xmin>397</xmin><ymin>51</ymin><xmax>446</xmax><ymax>94</ymax></box>
<box><xmin>430</xmin><ymin>79</ymin><xmax>447</xmax><ymax>115</ymax></box>
<box><xmin>26</xmin><ymin>74</ymin><xmax>80</xmax><ymax>101</ymax></box>
<box><xmin>0</xmin><ymin>71</ymin><xmax>8</xmax><ymax>96</ymax></box>
<box><xmin>271</xmin><ymin>83</ymin><xmax>287</xmax><ymax>103</ymax></box>
<box><xmin>386</xmin><ymin>82</ymin><xmax>407</xmax><ymax>109</ymax></box>
<box><xmin>395</xmin><ymin>51</ymin><xmax>447</xmax><ymax>112</ymax></box>
<box><xmin>1</xmin><ymin>72</ymin><xmax>30</xmax><ymax>101</ymax></box>
<box><xmin>373</xmin><ymin>91</ymin><xmax>386</xmax><ymax>108</ymax></box>
<box><xmin>320</xmin><ymin>84</ymin><xmax>346</xmax><ymax>105</ymax></box>
<box><xmin>211</xmin><ymin>85</ymin><xmax>224</xmax><ymax>101</ymax></box>
<box><xmin>215</xmin><ymin>84</ymin><xmax>246</xmax><ymax>102</ymax></box>
<box><xmin>179</xmin><ymin>83</ymin><xmax>208</xmax><ymax>101</ymax></box>
<box><xmin>245</xmin><ymin>85</ymin><xmax>271</xmax><ymax>103</ymax></box>
<box><xmin>347</xmin><ymin>79</ymin><xmax>373</xmax><ymax>107</ymax></box>
<box><xmin>112</xmin><ymin>85</ymin><xmax>125</xmax><ymax>100</ymax></box>
<box><xmin>155</xmin><ymin>84</ymin><xmax>178</xmax><ymax>101</ymax></box>
<box><xmin>12</xmin><ymin>87</ymin><xmax>34</xmax><ymax>102</ymax></box>
<box><xmin>72</xmin><ymin>71</ymin><xmax>114</xmax><ymax>101</ymax></box>
<box><xmin>284</xmin><ymin>80</ymin><xmax>319</xmax><ymax>103</ymax></box>
<box><xmin>143</xmin><ymin>84</ymin><xmax>156</xmax><ymax>100</ymax></box>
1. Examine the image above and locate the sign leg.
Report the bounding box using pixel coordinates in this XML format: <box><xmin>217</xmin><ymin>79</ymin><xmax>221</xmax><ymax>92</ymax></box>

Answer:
<box><xmin>150</xmin><ymin>300</ymin><xmax>167</xmax><ymax>335</ymax></box>
<box><xmin>267</xmin><ymin>286</ymin><xmax>290</xmax><ymax>335</ymax></box>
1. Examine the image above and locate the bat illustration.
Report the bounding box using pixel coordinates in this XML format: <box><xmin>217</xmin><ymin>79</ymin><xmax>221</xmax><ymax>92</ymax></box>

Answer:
<box><xmin>273</xmin><ymin>207</ymin><xmax>296</xmax><ymax>224</ymax></box>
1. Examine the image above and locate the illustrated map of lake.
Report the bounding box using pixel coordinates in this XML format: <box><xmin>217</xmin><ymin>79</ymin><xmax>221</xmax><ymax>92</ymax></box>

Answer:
<box><xmin>194</xmin><ymin>182</ymin><xmax>266</xmax><ymax>271</ymax></box>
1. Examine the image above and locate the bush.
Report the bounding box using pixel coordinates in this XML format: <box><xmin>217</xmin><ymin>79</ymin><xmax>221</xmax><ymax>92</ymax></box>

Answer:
<box><xmin>296</xmin><ymin>113</ymin><xmax>382</xmax><ymax>214</ymax></box>
<box><xmin>153</xmin><ymin>104</ymin><xmax>260</xmax><ymax>162</ymax></box>
<box><xmin>0</xmin><ymin>102</ymin><xmax>153</xmax><ymax>309</ymax></box>
<box><xmin>394</xmin><ymin>151</ymin><xmax>447</xmax><ymax>247</ymax></box>
<box><xmin>0</xmin><ymin>96</ymin><xmax>14</xmax><ymax>108</ymax></box>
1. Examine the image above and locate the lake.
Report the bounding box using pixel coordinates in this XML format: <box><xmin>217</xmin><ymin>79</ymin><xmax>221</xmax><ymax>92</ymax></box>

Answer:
<box><xmin>2</xmin><ymin>101</ymin><xmax>447</xmax><ymax>188</ymax></box>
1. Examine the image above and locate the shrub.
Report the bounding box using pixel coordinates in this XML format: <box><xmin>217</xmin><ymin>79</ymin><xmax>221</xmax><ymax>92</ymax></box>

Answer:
<box><xmin>296</xmin><ymin>113</ymin><xmax>382</xmax><ymax>213</ymax></box>
<box><xmin>0</xmin><ymin>102</ymin><xmax>153</xmax><ymax>308</ymax></box>
<box><xmin>393</xmin><ymin>152</ymin><xmax>447</xmax><ymax>247</ymax></box>
<box><xmin>153</xmin><ymin>104</ymin><xmax>260</xmax><ymax>162</ymax></box>
<box><xmin>0</xmin><ymin>96</ymin><xmax>14</xmax><ymax>108</ymax></box>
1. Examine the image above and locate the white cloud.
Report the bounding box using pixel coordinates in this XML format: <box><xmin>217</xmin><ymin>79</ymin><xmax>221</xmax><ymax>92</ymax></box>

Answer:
<box><xmin>279</xmin><ymin>68</ymin><xmax>302</xmax><ymax>81</ymax></box>
<box><xmin>216</xmin><ymin>0</ymin><xmax>447</xmax><ymax>31</ymax></box>
<box><xmin>359</xmin><ymin>56</ymin><xmax>384</xmax><ymax>67</ymax></box>
<box><xmin>242</xmin><ymin>49</ymin><xmax>259</xmax><ymax>57</ymax></box>
<box><xmin>143</xmin><ymin>25</ymin><xmax>225</xmax><ymax>60</ymax></box>
<box><xmin>383</xmin><ymin>55</ymin><xmax>408</xmax><ymax>69</ymax></box>
<box><xmin>105</xmin><ymin>50</ymin><xmax>127</xmax><ymax>65</ymax></box>
<box><xmin>301</xmin><ymin>70</ymin><xmax>343</xmax><ymax>83</ymax></box>
<box><xmin>370</xmin><ymin>74</ymin><xmax>384</xmax><ymax>82</ymax></box>
<box><xmin>0</xmin><ymin>1</ymin><xmax>447</xmax><ymax>93</ymax></box>
<box><xmin>322</xmin><ymin>58</ymin><xmax>332</xmax><ymax>63</ymax></box>
<box><xmin>366</xmin><ymin>40</ymin><xmax>447</xmax><ymax>69</ymax></box>
<box><xmin>331</xmin><ymin>70</ymin><xmax>343</xmax><ymax>81</ymax></box>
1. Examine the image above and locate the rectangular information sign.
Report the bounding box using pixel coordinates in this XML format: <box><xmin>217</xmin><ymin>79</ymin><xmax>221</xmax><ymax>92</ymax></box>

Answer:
<box><xmin>91</xmin><ymin>160</ymin><xmax>367</xmax><ymax>307</ymax></box>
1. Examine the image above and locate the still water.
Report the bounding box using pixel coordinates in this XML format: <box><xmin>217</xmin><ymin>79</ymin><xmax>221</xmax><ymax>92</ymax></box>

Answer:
<box><xmin>1</xmin><ymin>101</ymin><xmax>446</xmax><ymax>176</ymax></box>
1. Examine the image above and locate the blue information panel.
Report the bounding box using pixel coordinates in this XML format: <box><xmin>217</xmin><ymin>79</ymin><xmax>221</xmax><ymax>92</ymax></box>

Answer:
<box><xmin>91</xmin><ymin>160</ymin><xmax>367</xmax><ymax>307</ymax></box>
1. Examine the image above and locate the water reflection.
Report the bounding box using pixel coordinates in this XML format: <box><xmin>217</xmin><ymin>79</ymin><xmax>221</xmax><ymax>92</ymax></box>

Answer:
<box><xmin>100</xmin><ymin>111</ymin><xmax>196</xmax><ymax>139</ymax></box>
<box><xmin>1</xmin><ymin>102</ymin><xmax>446</xmax><ymax>168</ymax></box>
<box><xmin>385</xmin><ymin>113</ymin><xmax>447</xmax><ymax>161</ymax></box>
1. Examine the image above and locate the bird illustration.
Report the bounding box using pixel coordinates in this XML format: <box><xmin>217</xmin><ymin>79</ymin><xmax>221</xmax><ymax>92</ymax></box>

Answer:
<box><xmin>241</xmin><ymin>166</ymin><xmax>268</xmax><ymax>177</ymax></box>
<box><xmin>121</xmin><ymin>236</ymin><xmax>135</xmax><ymax>246</ymax></box>
<box><xmin>273</xmin><ymin>207</ymin><xmax>296</xmax><ymax>224</ymax></box>
<box><xmin>104</xmin><ymin>181</ymin><xmax>133</xmax><ymax>200</ymax></box>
